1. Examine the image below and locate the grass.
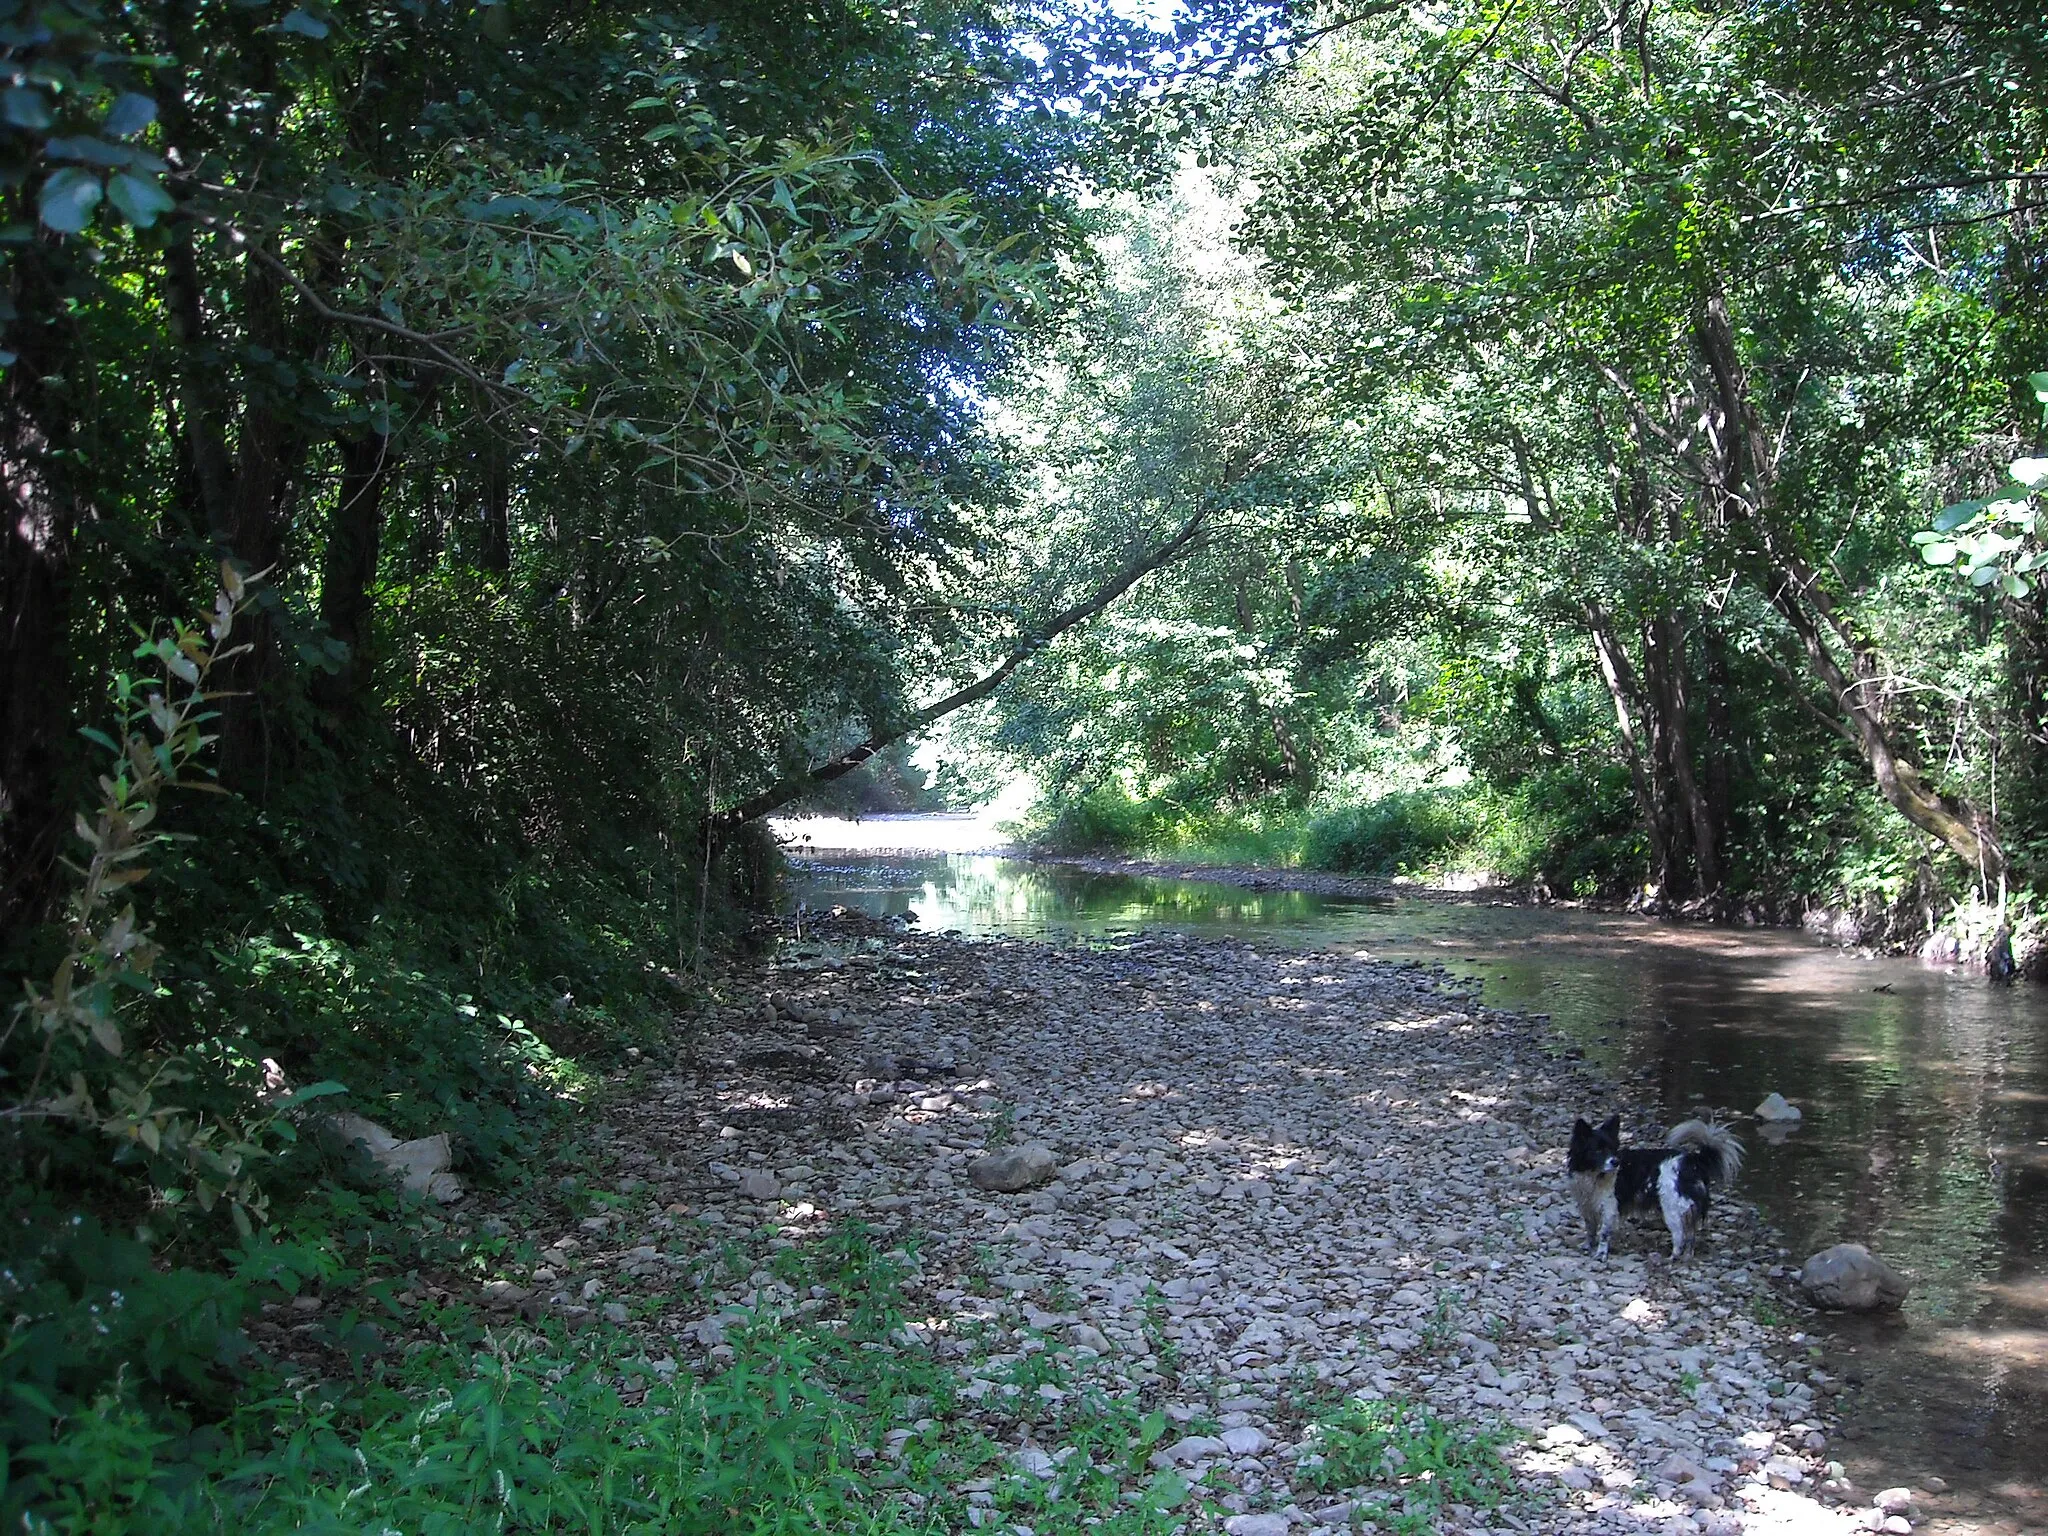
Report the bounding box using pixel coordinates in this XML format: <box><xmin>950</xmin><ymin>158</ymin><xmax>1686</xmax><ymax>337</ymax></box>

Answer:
<box><xmin>1023</xmin><ymin>772</ymin><xmax>1649</xmax><ymax>898</ymax></box>
<box><xmin>1295</xmin><ymin>1395</ymin><xmax>1523</xmax><ymax>1536</ymax></box>
<box><xmin>8</xmin><ymin>1215</ymin><xmax>1241</xmax><ymax>1536</ymax></box>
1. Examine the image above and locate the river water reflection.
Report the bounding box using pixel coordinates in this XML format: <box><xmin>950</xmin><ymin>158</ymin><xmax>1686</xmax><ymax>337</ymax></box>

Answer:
<box><xmin>787</xmin><ymin>851</ymin><xmax>2048</xmax><ymax>1530</ymax></box>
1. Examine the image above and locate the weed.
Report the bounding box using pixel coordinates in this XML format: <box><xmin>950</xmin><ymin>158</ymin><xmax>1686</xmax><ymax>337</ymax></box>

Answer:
<box><xmin>1753</xmin><ymin>1296</ymin><xmax>1786</xmax><ymax>1328</ymax></box>
<box><xmin>1139</xmin><ymin>1283</ymin><xmax>1180</xmax><ymax>1374</ymax></box>
<box><xmin>1420</xmin><ymin>1287</ymin><xmax>1462</xmax><ymax>1353</ymax></box>
<box><xmin>1297</xmin><ymin>1395</ymin><xmax>1521</xmax><ymax>1536</ymax></box>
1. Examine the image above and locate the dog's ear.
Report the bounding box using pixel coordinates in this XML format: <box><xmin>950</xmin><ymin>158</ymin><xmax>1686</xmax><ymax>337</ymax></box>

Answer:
<box><xmin>1572</xmin><ymin>1117</ymin><xmax>1591</xmax><ymax>1136</ymax></box>
<box><xmin>1599</xmin><ymin>1114</ymin><xmax>1621</xmax><ymax>1138</ymax></box>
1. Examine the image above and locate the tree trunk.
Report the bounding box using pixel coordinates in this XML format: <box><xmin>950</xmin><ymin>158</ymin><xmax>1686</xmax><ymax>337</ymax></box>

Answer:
<box><xmin>161</xmin><ymin>224</ymin><xmax>317</xmax><ymax>792</ymax></box>
<box><xmin>1584</xmin><ymin>603</ymin><xmax>1673</xmax><ymax>898</ymax></box>
<box><xmin>1774</xmin><ymin>577</ymin><xmax>2002</xmax><ymax>878</ymax></box>
<box><xmin>1643</xmin><ymin>613</ymin><xmax>1721</xmax><ymax>897</ymax></box>
<box><xmin>1693</xmin><ymin>292</ymin><xmax>2003</xmax><ymax>879</ymax></box>
<box><xmin>0</xmin><ymin>291</ymin><xmax>76</xmax><ymax>942</ymax></box>
<box><xmin>1270</xmin><ymin>710</ymin><xmax>1315</xmax><ymax>792</ymax></box>
<box><xmin>1701</xmin><ymin>630</ymin><xmax>1737</xmax><ymax>841</ymax></box>
<box><xmin>313</xmin><ymin>428</ymin><xmax>398</xmax><ymax>710</ymax></box>
<box><xmin>478</xmin><ymin>434</ymin><xmax>511</xmax><ymax>574</ymax></box>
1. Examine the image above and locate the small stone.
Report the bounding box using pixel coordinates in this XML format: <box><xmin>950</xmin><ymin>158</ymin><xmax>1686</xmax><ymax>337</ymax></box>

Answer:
<box><xmin>1068</xmin><ymin>1323</ymin><xmax>1114</xmax><ymax>1354</ymax></box>
<box><xmin>1918</xmin><ymin>1476</ymin><xmax>1947</xmax><ymax>1493</ymax></box>
<box><xmin>1012</xmin><ymin>1447</ymin><xmax>1057</xmax><ymax>1479</ymax></box>
<box><xmin>738</xmin><ymin>1169</ymin><xmax>781</xmax><ymax>1200</ymax></box>
<box><xmin>1156</xmin><ymin>1434</ymin><xmax>1228</xmax><ymax>1466</ymax></box>
<box><xmin>1754</xmin><ymin>1092</ymin><xmax>1802</xmax><ymax>1122</ymax></box>
<box><xmin>600</xmin><ymin>1301</ymin><xmax>630</xmax><ymax>1325</ymax></box>
<box><xmin>1222</xmin><ymin>1516</ymin><xmax>1290</xmax><ymax>1536</ymax></box>
<box><xmin>1764</xmin><ymin>1455</ymin><xmax>1806</xmax><ymax>1488</ymax></box>
<box><xmin>966</xmin><ymin>1143</ymin><xmax>1058</xmax><ymax>1193</ymax></box>
<box><xmin>1220</xmin><ymin>1424</ymin><xmax>1271</xmax><ymax>1456</ymax></box>
<box><xmin>1659</xmin><ymin>1455</ymin><xmax>1709</xmax><ymax>1485</ymax></box>
<box><xmin>1873</xmin><ymin>1488</ymin><xmax>1914</xmax><ymax>1514</ymax></box>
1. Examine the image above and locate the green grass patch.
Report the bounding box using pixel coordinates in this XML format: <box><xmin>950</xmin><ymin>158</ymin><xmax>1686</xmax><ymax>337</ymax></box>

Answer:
<box><xmin>6</xmin><ymin>1218</ymin><xmax>1208</xmax><ymax>1535</ymax></box>
<box><xmin>1296</xmin><ymin>1396</ymin><xmax>1522</xmax><ymax>1535</ymax></box>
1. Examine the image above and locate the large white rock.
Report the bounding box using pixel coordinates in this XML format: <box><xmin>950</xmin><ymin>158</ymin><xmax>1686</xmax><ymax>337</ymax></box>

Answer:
<box><xmin>1754</xmin><ymin>1092</ymin><xmax>1803</xmax><ymax>1123</ymax></box>
<box><xmin>322</xmin><ymin>1111</ymin><xmax>463</xmax><ymax>1202</ymax></box>
<box><xmin>1800</xmin><ymin>1244</ymin><xmax>1911</xmax><ymax>1311</ymax></box>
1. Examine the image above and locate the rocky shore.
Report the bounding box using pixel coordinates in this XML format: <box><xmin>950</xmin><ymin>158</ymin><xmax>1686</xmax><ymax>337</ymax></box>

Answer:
<box><xmin>478</xmin><ymin>918</ymin><xmax>1960</xmax><ymax>1535</ymax></box>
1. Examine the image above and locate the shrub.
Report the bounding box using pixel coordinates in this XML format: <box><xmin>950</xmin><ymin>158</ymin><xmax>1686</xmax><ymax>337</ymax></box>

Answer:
<box><xmin>1027</xmin><ymin>784</ymin><xmax>1174</xmax><ymax>854</ymax></box>
<box><xmin>1300</xmin><ymin>790</ymin><xmax>1479</xmax><ymax>875</ymax></box>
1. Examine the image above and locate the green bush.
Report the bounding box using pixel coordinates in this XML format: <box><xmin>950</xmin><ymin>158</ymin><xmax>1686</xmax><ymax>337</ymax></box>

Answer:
<box><xmin>1027</xmin><ymin>783</ymin><xmax>1176</xmax><ymax>854</ymax></box>
<box><xmin>1300</xmin><ymin>789</ymin><xmax>1480</xmax><ymax>875</ymax></box>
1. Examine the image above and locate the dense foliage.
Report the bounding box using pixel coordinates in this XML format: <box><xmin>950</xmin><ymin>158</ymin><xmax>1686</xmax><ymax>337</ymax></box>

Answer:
<box><xmin>0</xmin><ymin>0</ymin><xmax>1218</xmax><ymax>1518</ymax></box>
<box><xmin>3</xmin><ymin>0</ymin><xmax>2045</xmax><ymax>1525</ymax></box>
<box><xmin>980</xmin><ymin>0</ymin><xmax>2048</xmax><ymax>955</ymax></box>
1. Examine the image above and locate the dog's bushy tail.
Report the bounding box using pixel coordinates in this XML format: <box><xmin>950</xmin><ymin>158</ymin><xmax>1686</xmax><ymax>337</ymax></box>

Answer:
<box><xmin>1665</xmin><ymin>1119</ymin><xmax>1744</xmax><ymax>1185</ymax></box>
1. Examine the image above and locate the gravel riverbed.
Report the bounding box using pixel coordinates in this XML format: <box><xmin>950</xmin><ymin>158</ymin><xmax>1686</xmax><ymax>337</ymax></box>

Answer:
<box><xmin>491</xmin><ymin>919</ymin><xmax>1955</xmax><ymax>1536</ymax></box>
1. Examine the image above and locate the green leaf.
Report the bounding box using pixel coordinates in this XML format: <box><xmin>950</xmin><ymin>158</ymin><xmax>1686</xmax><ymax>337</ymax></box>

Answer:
<box><xmin>2009</xmin><ymin>457</ymin><xmax>2048</xmax><ymax>489</ymax></box>
<box><xmin>1932</xmin><ymin>499</ymin><xmax>1985</xmax><ymax>532</ymax></box>
<box><xmin>108</xmin><ymin>171</ymin><xmax>175</xmax><ymax>228</ymax></box>
<box><xmin>3</xmin><ymin>87</ymin><xmax>52</xmax><ymax>129</ymax></box>
<box><xmin>276</xmin><ymin>1080</ymin><xmax>349</xmax><ymax>1108</ymax></box>
<box><xmin>38</xmin><ymin>168</ymin><xmax>102</xmax><ymax>234</ymax></box>
<box><xmin>1999</xmin><ymin>570</ymin><xmax>2031</xmax><ymax>599</ymax></box>
<box><xmin>1917</xmin><ymin>541</ymin><xmax>1957</xmax><ymax>566</ymax></box>
<box><xmin>2029</xmin><ymin>371</ymin><xmax>2048</xmax><ymax>406</ymax></box>
<box><xmin>1141</xmin><ymin>1468</ymin><xmax>1190</xmax><ymax>1510</ymax></box>
<box><xmin>104</xmin><ymin>92</ymin><xmax>157</xmax><ymax>137</ymax></box>
<box><xmin>278</xmin><ymin>8</ymin><xmax>329</xmax><ymax>38</ymax></box>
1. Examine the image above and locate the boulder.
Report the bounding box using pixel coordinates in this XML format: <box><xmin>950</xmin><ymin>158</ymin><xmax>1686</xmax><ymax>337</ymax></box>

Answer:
<box><xmin>1754</xmin><ymin>1092</ymin><xmax>1802</xmax><ymax>1123</ymax></box>
<box><xmin>1800</xmin><ymin>1244</ymin><xmax>1911</xmax><ymax>1311</ymax></box>
<box><xmin>321</xmin><ymin>1112</ymin><xmax>464</xmax><ymax>1203</ymax></box>
<box><xmin>966</xmin><ymin>1142</ymin><xmax>1057</xmax><ymax>1192</ymax></box>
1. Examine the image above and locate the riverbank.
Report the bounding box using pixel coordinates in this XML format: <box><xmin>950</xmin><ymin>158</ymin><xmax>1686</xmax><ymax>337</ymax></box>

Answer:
<box><xmin>1018</xmin><ymin>850</ymin><xmax>2042</xmax><ymax>979</ymax></box>
<box><xmin>455</xmin><ymin>911</ymin><xmax>1947</xmax><ymax>1536</ymax></box>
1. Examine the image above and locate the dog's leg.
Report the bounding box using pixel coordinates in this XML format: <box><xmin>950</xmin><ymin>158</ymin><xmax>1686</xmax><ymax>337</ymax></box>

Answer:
<box><xmin>1595</xmin><ymin>1190</ymin><xmax>1618</xmax><ymax>1260</ymax></box>
<box><xmin>1658</xmin><ymin>1160</ymin><xmax>1692</xmax><ymax>1258</ymax></box>
<box><xmin>1572</xmin><ymin>1174</ymin><xmax>1606</xmax><ymax>1253</ymax></box>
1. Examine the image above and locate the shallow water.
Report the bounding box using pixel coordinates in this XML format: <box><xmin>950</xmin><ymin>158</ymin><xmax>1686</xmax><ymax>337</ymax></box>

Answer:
<box><xmin>787</xmin><ymin>850</ymin><xmax>2048</xmax><ymax>1530</ymax></box>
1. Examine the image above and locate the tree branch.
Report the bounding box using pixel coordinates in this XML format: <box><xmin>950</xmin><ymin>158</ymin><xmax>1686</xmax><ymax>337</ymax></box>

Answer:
<box><xmin>707</xmin><ymin>505</ymin><xmax>1213</xmax><ymax>834</ymax></box>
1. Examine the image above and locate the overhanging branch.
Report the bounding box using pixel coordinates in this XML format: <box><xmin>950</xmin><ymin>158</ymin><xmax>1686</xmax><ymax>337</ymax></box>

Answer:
<box><xmin>706</xmin><ymin>504</ymin><xmax>1212</xmax><ymax>834</ymax></box>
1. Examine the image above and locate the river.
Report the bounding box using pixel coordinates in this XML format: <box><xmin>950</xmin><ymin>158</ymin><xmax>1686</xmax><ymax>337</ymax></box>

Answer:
<box><xmin>782</xmin><ymin>831</ymin><xmax>2048</xmax><ymax>1533</ymax></box>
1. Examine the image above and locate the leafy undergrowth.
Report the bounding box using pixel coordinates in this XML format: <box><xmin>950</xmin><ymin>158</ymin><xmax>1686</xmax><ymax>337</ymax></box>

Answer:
<box><xmin>3</xmin><ymin>1212</ymin><xmax>1217</xmax><ymax>1536</ymax></box>
<box><xmin>9</xmin><ymin>1197</ymin><xmax>1531</xmax><ymax>1535</ymax></box>
<box><xmin>1295</xmin><ymin>1395</ymin><xmax>1523</xmax><ymax>1534</ymax></box>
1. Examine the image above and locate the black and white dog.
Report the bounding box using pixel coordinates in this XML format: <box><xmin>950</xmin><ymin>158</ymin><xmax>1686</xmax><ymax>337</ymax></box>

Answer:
<box><xmin>1567</xmin><ymin>1115</ymin><xmax>1744</xmax><ymax>1259</ymax></box>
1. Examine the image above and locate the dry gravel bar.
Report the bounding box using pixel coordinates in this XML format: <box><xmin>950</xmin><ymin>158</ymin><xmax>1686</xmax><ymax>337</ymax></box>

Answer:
<box><xmin>524</xmin><ymin>921</ymin><xmax>1899</xmax><ymax>1536</ymax></box>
